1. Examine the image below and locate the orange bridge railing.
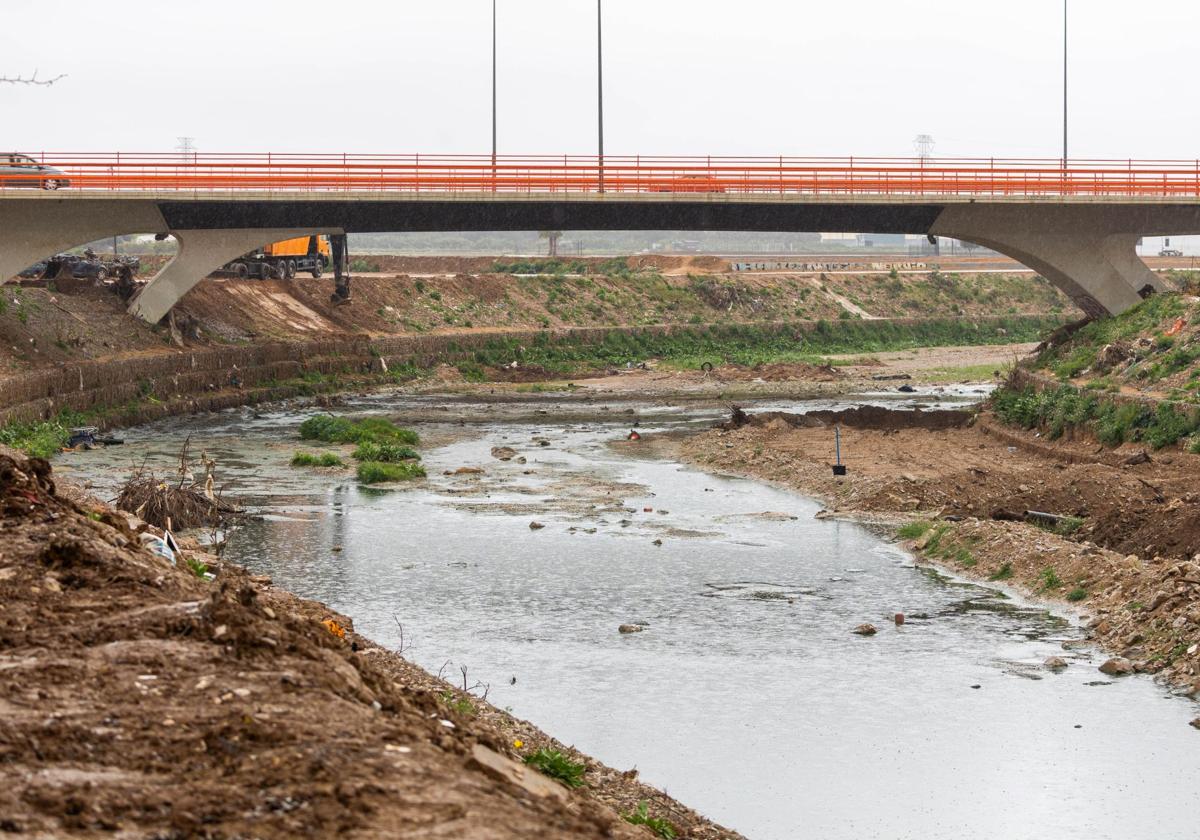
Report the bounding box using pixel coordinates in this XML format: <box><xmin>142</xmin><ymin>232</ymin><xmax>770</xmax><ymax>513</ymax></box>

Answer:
<box><xmin>3</xmin><ymin>153</ymin><xmax>1200</xmax><ymax>197</ymax></box>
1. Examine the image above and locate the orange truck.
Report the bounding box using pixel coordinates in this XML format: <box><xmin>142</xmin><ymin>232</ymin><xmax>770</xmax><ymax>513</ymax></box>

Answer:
<box><xmin>223</xmin><ymin>235</ymin><xmax>331</xmax><ymax>280</ymax></box>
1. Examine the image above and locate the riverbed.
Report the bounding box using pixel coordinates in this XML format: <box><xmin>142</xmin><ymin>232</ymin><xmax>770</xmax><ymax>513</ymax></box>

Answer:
<box><xmin>62</xmin><ymin>388</ymin><xmax>1200</xmax><ymax>840</ymax></box>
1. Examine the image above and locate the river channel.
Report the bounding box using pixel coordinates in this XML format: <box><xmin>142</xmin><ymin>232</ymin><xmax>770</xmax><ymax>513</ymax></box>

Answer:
<box><xmin>61</xmin><ymin>388</ymin><xmax>1200</xmax><ymax>840</ymax></box>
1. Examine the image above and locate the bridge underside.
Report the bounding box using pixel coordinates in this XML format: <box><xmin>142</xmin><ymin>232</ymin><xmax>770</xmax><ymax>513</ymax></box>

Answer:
<box><xmin>4</xmin><ymin>195</ymin><xmax>1200</xmax><ymax>323</ymax></box>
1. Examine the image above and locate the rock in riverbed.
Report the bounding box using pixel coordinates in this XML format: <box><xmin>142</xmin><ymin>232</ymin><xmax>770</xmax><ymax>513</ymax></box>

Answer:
<box><xmin>852</xmin><ymin>624</ymin><xmax>878</xmax><ymax>636</ymax></box>
<box><xmin>618</xmin><ymin>624</ymin><xmax>644</xmax><ymax>634</ymax></box>
<box><xmin>490</xmin><ymin>446</ymin><xmax>518</xmax><ymax>461</ymax></box>
<box><xmin>1044</xmin><ymin>656</ymin><xmax>1069</xmax><ymax>671</ymax></box>
<box><xmin>528</xmin><ymin>521</ymin><xmax>545</xmax><ymax>530</ymax></box>
<box><xmin>1099</xmin><ymin>657</ymin><xmax>1133</xmax><ymax>676</ymax></box>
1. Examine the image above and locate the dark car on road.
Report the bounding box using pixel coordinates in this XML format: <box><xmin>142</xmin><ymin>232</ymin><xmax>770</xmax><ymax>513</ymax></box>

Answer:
<box><xmin>1</xmin><ymin>153</ymin><xmax>70</xmax><ymax>190</ymax></box>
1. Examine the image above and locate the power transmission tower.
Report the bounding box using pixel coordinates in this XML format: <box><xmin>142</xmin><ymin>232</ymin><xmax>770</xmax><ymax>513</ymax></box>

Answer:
<box><xmin>914</xmin><ymin>134</ymin><xmax>935</xmax><ymax>160</ymax></box>
<box><xmin>176</xmin><ymin>137</ymin><xmax>196</xmax><ymax>161</ymax></box>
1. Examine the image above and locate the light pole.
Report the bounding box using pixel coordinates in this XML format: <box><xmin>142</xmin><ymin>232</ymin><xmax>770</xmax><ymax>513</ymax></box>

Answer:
<box><xmin>492</xmin><ymin>0</ymin><xmax>497</xmax><ymax>164</ymax></box>
<box><xmin>1062</xmin><ymin>0</ymin><xmax>1068</xmax><ymax>164</ymax></box>
<box><xmin>597</xmin><ymin>0</ymin><xmax>604</xmax><ymax>193</ymax></box>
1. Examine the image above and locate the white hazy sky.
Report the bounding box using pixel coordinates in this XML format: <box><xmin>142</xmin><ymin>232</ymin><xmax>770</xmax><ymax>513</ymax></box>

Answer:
<box><xmin>3</xmin><ymin>0</ymin><xmax>1198</xmax><ymax>159</ymax></box>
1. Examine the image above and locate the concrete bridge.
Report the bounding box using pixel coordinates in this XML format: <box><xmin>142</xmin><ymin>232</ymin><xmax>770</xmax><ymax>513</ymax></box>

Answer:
<box><xmin>4</xmin><ymin>153</ymin><xmax>1200</xmax><ymax>323</ymax></box>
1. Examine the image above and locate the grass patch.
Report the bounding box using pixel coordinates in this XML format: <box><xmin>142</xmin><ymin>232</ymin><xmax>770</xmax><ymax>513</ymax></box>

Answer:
<box><xmin>953</xmin><ymin>547</ymin><xmax>977</xmax><ymax>568</ymax></box>
<box><xmin>988</xmin><ymin>563</ymin><xmax>1014</xmax><ymax>581</ymax></box>
<box><xmin>897</xmin><ymin>520</ymin><xmax>933</xmax><ymax>540</ymax></box>
<box><xmin>523</xmin><ymin>749</ymin><xmax>586</xmax><ymax>789</ymax></box>
<box><xmin>291</xmin><ymin>450</ymin><xmax>345</xmax><ymax>467</ymax></box>
<box><xmin>447</xmin><ymin>316</ymin><xmax>1063</xmax><ymax>377</ymax></box>
<box><xmin>993</xmin><ymin>383</ymin><xmax>1200</xmax><ymax>449</ymax></box>
<box><xmin>356</xmin><ymin>460</ymin><xmax>426</xmax><ymax>484</ymax></box>
<box><xmin>624</xmin><ymin>802</ymin><xmax>678</xmax><ymax>839</ymax></box>
<box><xmin>1066</xmin><ymin>587</ymin><xmax>1088</xmax><ymax>602</ymax></box>
<box><xmin>299</xmin><ymin>414</ymin><xmax>419</xmax><ymax>446</ymax></box>
<box><xmin>1038</xmin><ymin>567</ymin><xmax>1062</xmax><ymax>591</ymax></box>
<box><xmin>351</xmin><ymin>440</ymin><xmax>420</xmax><ymax>462</ymax></box>
<box><xmin>0</xmin><ymin>417</ymin><xmax>73</xmax><ymax>458</ymax></box>
<box><xmin>923</xmin><ymin>523</ymin><xmax>952</xmax><ymax>555</ymax></box>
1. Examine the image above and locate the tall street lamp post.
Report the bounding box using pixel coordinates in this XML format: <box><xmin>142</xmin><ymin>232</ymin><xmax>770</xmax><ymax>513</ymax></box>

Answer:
<box><xmin>597</xmin><ymin>0</ymin><xmax>604</xmax><ymax>193</ymax></box>
<box><xmin>1063</xmin><ymin>0</ymin><xmax>1069</xmax><ymax>164</ymax></box>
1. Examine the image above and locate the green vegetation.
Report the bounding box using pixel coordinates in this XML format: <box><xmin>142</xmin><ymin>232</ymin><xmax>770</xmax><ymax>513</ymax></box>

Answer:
<box><xmin>439</xmin><ymin>690</ymin><xmax>477</xmax><ymax>717</ymax></box>
<box><xmin>491</xmin><ymin>257</ymin><xmax>631</xmax><ymax>277</ymax></box>
<box><xmin>1066</xmin><ymin>587</ymin><xmax>1088</xmax><ymax>602</ymax></box>
<box><xmin>351</xmin><ymin>440</ymin><xmax>420</xmax><ymax>463</ymax></box>
<box><xmin>299</xmin><ymin>414</ymin><xmax>420</xmax><ymax>446</ymax></box>
<box><xmin>993</xmin><ymin>383</ymin><xmax>1200</xmax><ymax>449</ymax></box>
<box><xmin>0</xmin><ymin>417</ymin><xmax>75</xmax><ymax>458</ymax></box>
<box><xmin>291</xmin><ymin>450</ymin><xmax>345</xmax><ymax>468</ymax></box>
<box><xmin>922</xmin><ymin>523</ymin><xmax>952</xmax><ymax>555</ymax></box>
<box><xmin>450</xmin><ymin>316</ymin><xmax>1061</xmax><ymax>377</ymax></box>
<box><xmin>897</xmin><ymin>520</ymin><xmax>933</xmax><ymax>540</ymax></box>
<box><xmin>623</xmin><ymin>802</ymin><xmax>678</xmax><ymax>839</ymax></box>
<box><xmin>185</xmin><ymin>556</ymin><xmax>210</xmax><ymax>578</ymax></box>
<box><xmin>988</xmin><ymin>563</ymin><xmax>1014</xmax><ymax>581</ymax></box>
<box><xmin>953</xmin><ymin>547</ymin><xmax>977</xmax><ymax>568</ymax></box>
<box><xmin>356</xmin><ymin>460</ymin><xmax>426</xmax><ymax>484</ymax></box>
<box><xmin>1038</xmin><ymin>567</ymin><xmax>1062</xmax><ymax>591</ymax></box>
<box><xmin>523</xmin><ymin>749</ymin><xmax>586</xmax><ymax>789</ymax></box>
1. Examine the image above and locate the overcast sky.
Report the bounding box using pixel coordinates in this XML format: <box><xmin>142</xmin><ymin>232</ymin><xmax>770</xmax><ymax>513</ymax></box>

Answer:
<box><xmin>3</xmin><ymin>0</ymin><xmax>1197</xmax><ymax>159</ymax></box>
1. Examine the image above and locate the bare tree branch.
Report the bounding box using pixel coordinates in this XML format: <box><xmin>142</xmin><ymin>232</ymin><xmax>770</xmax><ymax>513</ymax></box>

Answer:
<box><xmin>0</xmin><ymin>70</ymin><xmax>68</xmax><ymax>86</ymax></box>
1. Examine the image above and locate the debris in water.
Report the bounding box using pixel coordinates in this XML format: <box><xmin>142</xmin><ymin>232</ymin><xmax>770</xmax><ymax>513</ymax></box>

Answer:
<box><xmin>852</xmin><ymin>623</ymin><xmax>877</xmax><ymax>636</ymax></box>
<box><xmin>115</xmin><ymin>440</ymin><xmax>239</xmax><ymax>530</ymax></box>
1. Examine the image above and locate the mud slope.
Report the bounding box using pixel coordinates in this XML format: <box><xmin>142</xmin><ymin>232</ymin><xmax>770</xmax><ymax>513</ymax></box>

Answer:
<box><xmin>0</xmin><ymin>447</ymin><xmax>740</xmax><ymax>839</ymax></box>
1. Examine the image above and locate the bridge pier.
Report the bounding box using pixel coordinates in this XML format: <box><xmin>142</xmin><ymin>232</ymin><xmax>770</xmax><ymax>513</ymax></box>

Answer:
<box><xmin>128</xmin><ymin>227</ymin><xmax>335</xmax><ymax>324</ymax></box>
<box><xmin>931</xmin><ymin>205</ymin><xmax>1167</xmax><ymax>317</ymax></box>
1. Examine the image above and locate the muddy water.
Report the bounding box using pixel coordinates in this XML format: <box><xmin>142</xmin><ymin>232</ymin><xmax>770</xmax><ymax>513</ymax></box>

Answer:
<box><xmin>64</xmin><ymin>388</ymin><xmax>1200</xmax><ymax>840</ymax></box>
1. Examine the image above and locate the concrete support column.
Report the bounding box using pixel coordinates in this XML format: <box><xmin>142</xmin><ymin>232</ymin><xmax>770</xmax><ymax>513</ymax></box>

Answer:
<box><xmin>128</xmin><ymin>228</ymin><xmax>334</xmax><ymax>324</ymax></box>
<box><xmin>931</xmin><ymin>205</ymin><xmax>1166</xmax><ymax>317</ymax></box>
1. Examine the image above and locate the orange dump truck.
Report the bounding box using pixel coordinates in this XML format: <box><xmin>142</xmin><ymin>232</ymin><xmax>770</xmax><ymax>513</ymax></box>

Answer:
<box><xmin>224</xmin><ymin>235</ymin><xmax>331</xmax><ymax>280</ymax></box>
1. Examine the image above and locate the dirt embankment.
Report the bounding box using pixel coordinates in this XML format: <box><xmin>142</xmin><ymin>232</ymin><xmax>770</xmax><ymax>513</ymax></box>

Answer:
<box><xmin>0</xmin><ymin>447</ymin><xmax>742</xmax><ymax>839</ymax></box>
<box><xmin>681</xmin><ymin>407</ymin><xmax>1200</xmax><ymax>695</ymax></box>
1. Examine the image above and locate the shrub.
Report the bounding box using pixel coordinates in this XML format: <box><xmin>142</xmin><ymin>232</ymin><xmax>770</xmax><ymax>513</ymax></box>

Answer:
<box><xmin>0</xmin><ymin>418</ymin><xmax>72</xmax><ymax>459</ymax></box>
<box><xmin>1066</xmin><ymin>587</ymin><xmax>1088</xmax><ymax>602</ymax></box>
<box><xmin>185</xmin><ymin>556</ymin><xmax>210</xmax><ymax>578</ymax></box>
<box><xmin>1038</xmin><ymin>567</ymin><xmax>1062</xmax><ymax>591</ymax></box>
<box><xmin>291</xmin><ymin>451</ymin><xmax>345</xmax><ymax>467</ymax></box>
<box><xmin>356</xmin><ymin>460</ymin><xmax>426</xmax><ymax>483</ymax></box>
<box><xmin>523</xmin><ymin>749</ymin><xmax>586</xmax><ymax>788</ymax></box>
<box><xmin>439</xmin><ymin>690</ymin><xmax>476</xmax><ymax>717</ymax></box>
<box><xmin>352</xmin><ymin>440</ymin><xmax>419</xmax><ymax>462</ymax></box>
<box><xmin>624</xmin><ymin>802</ymin><xmax>677</xmax><ymax>839</ymax></box>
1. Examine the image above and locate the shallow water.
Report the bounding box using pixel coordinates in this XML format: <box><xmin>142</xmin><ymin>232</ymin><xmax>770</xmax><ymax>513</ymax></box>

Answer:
<box><xmin>63</xmin><ymin>389</ymin><xmax>1200</xmax><ymax>840</ymax></box>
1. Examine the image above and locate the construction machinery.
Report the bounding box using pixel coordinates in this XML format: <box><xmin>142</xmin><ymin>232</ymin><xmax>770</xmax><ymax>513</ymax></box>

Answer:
<box><xmin>224</xmin><ymin>235</ymin><xmax>331</xmax><ymax>280</ymax></box>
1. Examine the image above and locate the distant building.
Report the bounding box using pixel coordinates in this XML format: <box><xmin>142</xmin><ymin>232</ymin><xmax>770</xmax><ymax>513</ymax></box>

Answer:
<box><xmin>857</xmin><ymin>233</ymin><xmax>907</xmax><ymax>248</ymax></box>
